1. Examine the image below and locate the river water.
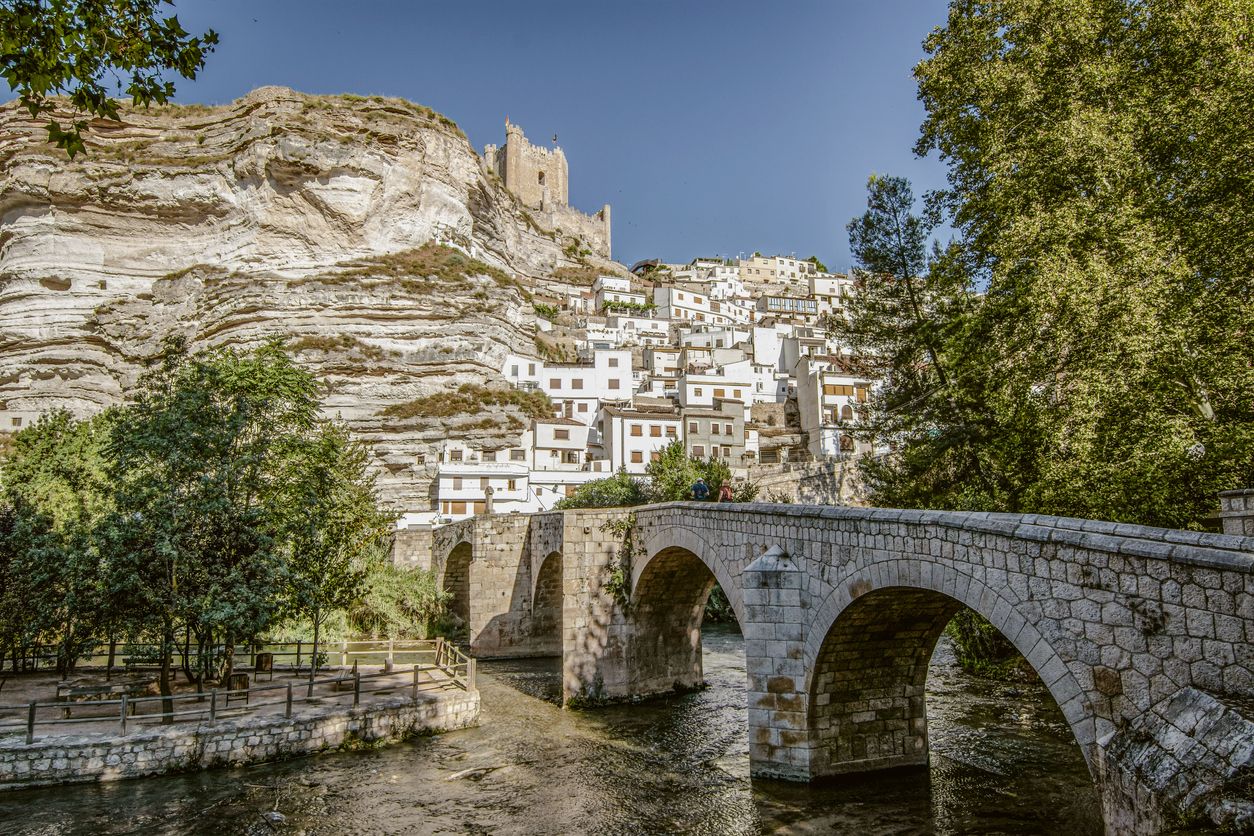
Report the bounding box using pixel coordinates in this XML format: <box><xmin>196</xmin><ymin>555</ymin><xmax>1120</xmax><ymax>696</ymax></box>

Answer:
<box><xmin>0</xmin><ymin>627</ymin><xmax>1101</xmax><ymax>835</ymax></box>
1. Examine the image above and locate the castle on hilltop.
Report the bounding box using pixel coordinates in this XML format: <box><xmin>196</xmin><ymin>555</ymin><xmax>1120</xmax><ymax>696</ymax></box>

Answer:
<box><xmin>484</xmin><ymin>119</ymin><xmax>612</xmax><ymax>259</ymax></box>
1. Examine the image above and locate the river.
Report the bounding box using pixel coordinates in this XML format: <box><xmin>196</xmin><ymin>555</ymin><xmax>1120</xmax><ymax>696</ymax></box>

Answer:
<box><xmin>0</xmin><ymin>626</ymin><xmax>1101</xmax><ymax>835</ymax></box>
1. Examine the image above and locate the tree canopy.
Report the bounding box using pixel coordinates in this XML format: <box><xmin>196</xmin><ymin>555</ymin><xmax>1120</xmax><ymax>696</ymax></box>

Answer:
<box><xmin>1</xmin><ymin>0</ymin><xmax>218</xmax><ymax>156</ymax></box>
<box><xmin>849</xmin><ymin>0</ymin><xmax>1254</xmax><ymax>529</ymax></box>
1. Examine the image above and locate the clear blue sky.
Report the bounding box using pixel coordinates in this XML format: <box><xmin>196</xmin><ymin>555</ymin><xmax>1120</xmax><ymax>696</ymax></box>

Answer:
<box><xmin>161</xmin><ymin>1</ymin><xmax>950</xmax><ymax>270</ymax></box>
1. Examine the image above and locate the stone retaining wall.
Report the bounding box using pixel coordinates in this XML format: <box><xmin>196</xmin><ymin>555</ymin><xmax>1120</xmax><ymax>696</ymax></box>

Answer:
<box><xmin>0</xmin><ymin>689</ymin><xmax>479</xmax><ymax>791</ymax></box>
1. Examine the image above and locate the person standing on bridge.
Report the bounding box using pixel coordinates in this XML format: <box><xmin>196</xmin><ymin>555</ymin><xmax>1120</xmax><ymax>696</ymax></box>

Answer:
<box><xmin>717</xmin><ymin>482</ymin><xmax>734</xmax><ymax>502</ymax></box>
<box><xmin>691</xmin><ymin>477</ymin><xmax>710</xmax><ymax>501</ymax></box>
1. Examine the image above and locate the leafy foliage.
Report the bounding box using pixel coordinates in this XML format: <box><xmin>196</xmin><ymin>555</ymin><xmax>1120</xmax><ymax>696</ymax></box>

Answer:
<box><xmin>555</xmin><ymin>442</ymin><xmax>758</xmax><ymax>510</ymax></box>
<box><xmin>348</xmin><ymin>556</ymin><xmax>448</xmax><ymax>640</ymax></box>
<box><xmin>554</xmin><ymin>469</ymin><xmax>650</xmax><ymax>510</ymax></box>
<box><xmin>0</xmin><ymin>0</ymin><xmax>218</xmax><ymax>157</ymax></box>
<box><xmin>847</xmin><ymin>2</ymin><xmax>1254</xmax><ymax>530</ymax></box>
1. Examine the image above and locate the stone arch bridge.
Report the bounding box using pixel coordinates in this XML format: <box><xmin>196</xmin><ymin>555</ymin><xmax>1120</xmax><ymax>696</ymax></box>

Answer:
<box><xmin>416</xmin><ymin>502</ymin><xmax>1254</xmax><ymax>833</ymax></box>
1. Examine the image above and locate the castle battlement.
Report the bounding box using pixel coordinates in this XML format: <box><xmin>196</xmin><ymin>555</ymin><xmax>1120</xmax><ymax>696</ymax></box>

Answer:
<box><xmin>483</xmin><ymin>119</ymin><xmax>611</xmax><ymax>259</ymax></box>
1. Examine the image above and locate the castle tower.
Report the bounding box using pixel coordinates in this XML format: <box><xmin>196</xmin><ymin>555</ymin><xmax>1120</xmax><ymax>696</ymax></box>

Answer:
<box><xmin>483</xmin><ymin>119</ymin><xmax>568</xmax><ymax>211</ymax></box>
<box><xmin>482</xmin><ymin>118</ymin><xmax>610</xmax><ymax>259</ymax></box>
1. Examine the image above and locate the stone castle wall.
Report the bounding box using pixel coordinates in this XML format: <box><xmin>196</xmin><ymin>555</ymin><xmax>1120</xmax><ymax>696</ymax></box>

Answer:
<box><xmin>483</xmin><ymin>122</ymin><xmax>611</xmax><ymax>258</ymax></box>
<box><xmin>0</xmin><ymin>690</ymin><xmax>479</xmax><ymax>791</ymax></box>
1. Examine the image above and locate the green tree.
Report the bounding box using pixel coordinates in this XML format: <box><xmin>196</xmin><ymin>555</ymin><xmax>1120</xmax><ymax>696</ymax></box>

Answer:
<box><xmin>102</xmin><ymin>339</ymin><xmax>320</xmax><ymax>710</ymax></box>
<box><xmin>825</xmin><ymin>175</ymin><xmax>988</xmax><ymax>509</ymax></box>
<box><xmin>278</xmin><ymin>421</ymin><xmax>392</xmax><ymax>682</ymax></box>
<box><xmin>1</xmin><ymin>0</ymin><xmax>218</xmax><ymax>157</ymax></box>
<box><xmin>0</xmin><ymin>410</ymin><xmax>114</xmax><ymax>674</ymax></box>
<box><xmin>805</xmin><ymin>255</ymin><xmax>829</xmax><ymax>273</ymax></box>
<box><xmin>908</xmin><ymin>0</ymin><xmax>1254</xmax><ymax>527</ymax></box>
<box><xmin>645</xmin><ymin>440</ymin><xmax>757</xmax><ymax>502</ymax></box>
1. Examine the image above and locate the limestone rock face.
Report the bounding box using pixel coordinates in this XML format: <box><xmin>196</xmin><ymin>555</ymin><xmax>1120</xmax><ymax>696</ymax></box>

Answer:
<box><xmin>0</xmin><ymin>87</ymin><xmax>622</xmax><ymax>508</ymax></box>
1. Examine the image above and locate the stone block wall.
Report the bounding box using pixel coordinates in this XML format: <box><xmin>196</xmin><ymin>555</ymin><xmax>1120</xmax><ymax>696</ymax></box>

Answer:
<box><xmin>0</xmin><ymin>690</ymin><xmax>479</xmax><ymax>791</ymax></box>
<box><xmin>392</xmin><ymin>527</ymin><xmax>434</xmax><ymax>570</ymax></box>
<box><xmin>1219</xmin><ymin>488</ymin><xmax>1254</xmax><ymax>537</ymax></box>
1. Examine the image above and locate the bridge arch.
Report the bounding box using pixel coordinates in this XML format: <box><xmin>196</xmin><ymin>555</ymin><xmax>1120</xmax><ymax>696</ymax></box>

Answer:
<box><xmin>803</xmin><ymin>558</ymin><xmax>1096</xmax><ymax>777</ymax></box>
<box><xmin>634</xmin><ymin>523</ymin><xmax>745</xmax><ymax>626</ymax></box>
<box><xmin>442</xmin><ymin>539</ymin><xmax>473</xmax><ymax>630</ymax></box>
<box><xmin>530</xmin><ymin>550</ymin><xmax>564</xmax><ymax>656</ymax></box>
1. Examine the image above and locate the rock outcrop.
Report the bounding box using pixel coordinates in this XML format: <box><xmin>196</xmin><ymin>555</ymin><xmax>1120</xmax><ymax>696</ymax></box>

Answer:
<box><xmin>0</xmin><ymin>87</ymin><xmax>624</xmax><ymax>508</ymax></box>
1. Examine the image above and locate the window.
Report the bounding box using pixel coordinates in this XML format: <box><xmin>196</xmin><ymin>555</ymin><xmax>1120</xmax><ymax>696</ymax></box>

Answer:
<box><xmin>511</xmin><ymin>449</ymin><xmax>527</xmax><ymax>461</ymax></box>
<box><xmin>511</xmin><ymin>365</ymin><xmax>519</xmax><ymax>377</ymax></box>
<box><xmin>572</xmin><ymin>379</ymin><xmax>583</xmax><ymax>390</ymax></box>
<box><xmin>608</xmin><ymin>357</ymin><xmax>619</xmax><ymax>367</ymax></box>
<box><xmin>651</xmin><ymin>451</ymin><xmax>662</xmax><ymax>462</ymax></box>
<box><xmin>562</xmin><ymin>450</ymin><xmax>580</xmax><ymax>464</ymax></box>
<box><xmin>577</xmin><ymin>402</ymin><xmax>588</xmax><ymax>412</ymax></box>
<box><xmin>538</xmin><ymin>171</ymin><xmax>546</xmax><ymax>185</ymax></box>
<box><xmin>452</xmin><ymin>501</ymin><xmax>467</xmax><ymax>515</ymax></box>
<box><xmin>725</xmin><ymin>423</ymin><xmax>734</xmax><ymax>435</ymax></box>
<box><xmin>694</xmin><ymin>388</ymin><xmax>703</xmax><ymax>397</ymax></box>
<box><xmin>631</xmin><ymin>451</ymin><xmax>643</xmax><ymax>463</ymax></box>
<box><xmin>452</xmin><ymin>477</ymin><xmax>463</xmax><ymax>490</ymax></box>
<box><xmin>630</xmin><ymin>424</ymin><xmax>643</xmax><ymax>437</ymax></box>
<box><xmin>508</xmin><ymin>479</ymin><xmax>517</xmax><ymax>490</ymax></box>
<box><xmin>473</xmin><ymin>501</ymin><xmax>486</xmax><ymax>515</ymax></box>
<box><xmin>711</xmin><ymin>424</ymin><xmax>720</xmax><ymax>435</ymax></box>
<box><xmin>666</xmin><ymin>426</ymin><xmax>677</xmax><ymax>438</ymax></box>
<box><xmin>693</xmin><ymin>445</ymin><xmax>705</xmax><ymax>457</ymax></box>
<box><xmin>733</xmin><ymin>389</ymin><xmax>742</xmax><ymax>399</ymax></box>
<box><xmin>714</xmin><ymin>388</ymin><xmax>725</xmax><ymax>398</ymax></box>
<box><xmin>415</xmin><ymin>453</ymin><xmax>426</xmax><ymax>464</ymax></box>
<box><xmin>479</xmin><ymin>477</ymin><xmax>490</xmax><ymax>491</ymax></box>
<box><xmin>688</xmin><ymin>421</ymin><xmax>698</xmax><ymax>433</ymax></box>
<box><xmin>608</xmin><ymin>379</ymin><xmax>620</xmax><ymax>390</ymax></box>
<box><xmin>650</xmin><ymin>425</ymin><xmax>661</xmax><ymax>437</ymax></box>
<box><xmin>529</xmin><ymin>363</ymin><xmax>536</xmax><ymax>375</ymax></box>
<box><xmin>449</xmin><ymin>450</ymin><xmax>463</xmax><ymax>462</ymax></box>
<box><xmin>723</xmin><ymin>446</ymin><xmax>732</xmax><ymax>458</ymax></box>
<box><xmin>841</xmin><ymin>405</ymin><xmax>853</xmax><ymax>421</ymax></box>
<box><xmin>761</xmin><ymin>450</ymin><xmax>779</xmax><ymax>464</ymax></box>
<box><xmin>565</xmin><ymin>485</ymin><xmax>576</xmax><ymax>497</ymax></box>
<box><xmin>550</xmin><ymin>378</ymin><xmax>561</xmax><ymax>389</ymax></box>
<box><xmin>483</xmin><ymin>450</ymin><xmax>497</xmax><ymax>462</ymax></box>
<box><xmin>555</xmin><ymin>429</ymin><xmax>570</xmax><ymax>440</ymax></box>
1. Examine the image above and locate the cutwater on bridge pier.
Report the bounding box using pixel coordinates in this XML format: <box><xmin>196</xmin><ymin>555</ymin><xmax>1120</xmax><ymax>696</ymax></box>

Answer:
<box><xmin>401</xmin><ymin>500</ymin><xmax>1254</xmax><ymax>834</ymax></box>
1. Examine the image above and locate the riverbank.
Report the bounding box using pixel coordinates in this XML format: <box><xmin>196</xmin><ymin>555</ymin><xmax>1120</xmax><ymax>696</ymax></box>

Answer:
<box><xmin>0</xmin><ymin>688</ymin><xmax>479</xmax><ymax>791</ymax></box>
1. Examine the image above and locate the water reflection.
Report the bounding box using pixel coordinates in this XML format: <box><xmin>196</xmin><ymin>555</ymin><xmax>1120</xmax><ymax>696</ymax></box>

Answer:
<box><xmin>0</xmin><ymin>626</ymin><xmax>1101</xmax><ymax>835</ymax></box>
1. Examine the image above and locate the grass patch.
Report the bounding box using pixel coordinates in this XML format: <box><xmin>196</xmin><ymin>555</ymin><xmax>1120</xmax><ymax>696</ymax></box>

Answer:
<box><xmin>333</xmin><ymin>243</ymin><xmax>528</xmax><ymax>297</ymax></box>
<box><xmin>550</xmin><ymin>266</ymin><xmax>601</xmax><ymax>286</ymax></box>
<box><xmin>289</xmin><ymin>334</ymin><xmax>385</xmax><ymax>360</ymax></box>
<box><xmin>379</xmin><ymin>384</ymin><xmax>553</xmax><ymax>422</ymax></box>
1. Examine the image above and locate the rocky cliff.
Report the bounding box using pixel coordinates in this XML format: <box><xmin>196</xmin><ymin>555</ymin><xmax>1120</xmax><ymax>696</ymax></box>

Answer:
<box><xmin>0</xmin><ymin>86</ymin><xmax>623</xmax><ymax>508</ymax></box>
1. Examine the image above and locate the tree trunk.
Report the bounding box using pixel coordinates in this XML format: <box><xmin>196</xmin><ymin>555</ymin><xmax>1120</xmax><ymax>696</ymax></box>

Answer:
<box><xmin>106</xmin><ymin>635</ymin><xmax>117</xmax><ymax>681</ymax></box>
<box><xmin>309</xmin><ymin>610</ymin><xmax>321</xmax><ymax>684</ymax></box>
<box><xmin>181</xmin><ymin>627</ymin><xmax>193</xmax><ymax>684</ymax></box>
<box><xmin>159</xmin><ymin>626</ymin><xmax>175</xmax><ymax>725</ymax></box>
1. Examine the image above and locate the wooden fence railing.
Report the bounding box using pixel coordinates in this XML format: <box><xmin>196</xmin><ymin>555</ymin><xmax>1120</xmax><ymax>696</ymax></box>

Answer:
<box><xmin>4</xmin><ymin>638</ymin><xmax>458</xmax><ymax>674</ymax></box>
<box><xmin>0</xmin><ymin>639</ymin><xmax>476</xmax><ymax>745</ymax></box>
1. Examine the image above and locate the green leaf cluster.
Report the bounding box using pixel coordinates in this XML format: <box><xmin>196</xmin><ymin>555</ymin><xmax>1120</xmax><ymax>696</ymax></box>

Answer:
<box><xmin>1</xmin><ymin>0</ymin><xmax>218</xmax><ymax>157</ymax></box>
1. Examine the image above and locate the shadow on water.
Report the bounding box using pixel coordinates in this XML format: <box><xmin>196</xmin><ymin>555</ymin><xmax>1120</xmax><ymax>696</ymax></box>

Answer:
<box><xmin>0</xmin><ymin>625</ymin><xmax>1101</xmax><ymax>835</ymax></box>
